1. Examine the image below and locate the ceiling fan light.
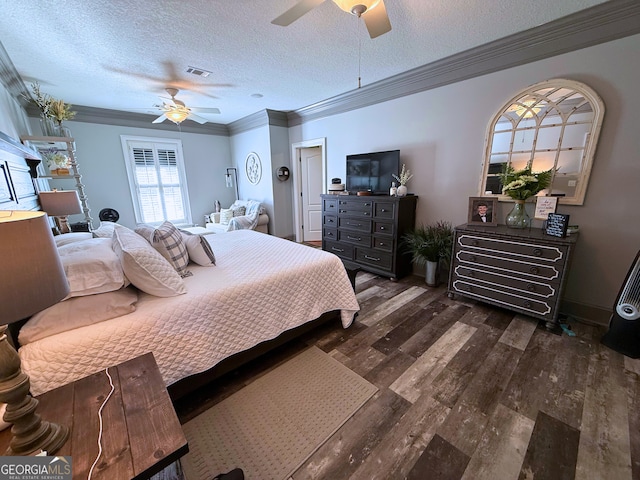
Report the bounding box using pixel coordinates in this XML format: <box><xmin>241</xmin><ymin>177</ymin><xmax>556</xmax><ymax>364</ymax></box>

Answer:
<box><xmin>166</xmin><ymin>109</ymin><xmax>189</xmax><ymax>124</ymax></box>
<box><xmin>332</xmin><ymin>0</ymin><xmax>381</xmax><ymax>15</ymax></box>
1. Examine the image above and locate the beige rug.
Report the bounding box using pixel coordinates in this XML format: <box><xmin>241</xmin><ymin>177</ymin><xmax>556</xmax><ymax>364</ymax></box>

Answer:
<box><xmin>181</xmin><ymin>346</ymin><xmax>378</xmax><ymax>480</ymax></box>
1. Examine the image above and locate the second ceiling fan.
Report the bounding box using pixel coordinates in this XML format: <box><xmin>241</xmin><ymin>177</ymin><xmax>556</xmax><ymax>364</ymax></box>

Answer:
<box><xmin>272</xmin><ymin>0</ymin><xmax>391</xmax><ymax>39</ymax></box>
<box><xmin>153</xmin><ymin>88</ymin><xmax>221</xmax><ymax>125</ymax></box>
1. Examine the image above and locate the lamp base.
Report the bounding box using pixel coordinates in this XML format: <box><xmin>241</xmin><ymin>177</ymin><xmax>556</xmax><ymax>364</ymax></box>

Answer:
<box><xmin>0</xmin><ymin>327</ymin><xmax>69</xmax><ymax>455</ymax></box>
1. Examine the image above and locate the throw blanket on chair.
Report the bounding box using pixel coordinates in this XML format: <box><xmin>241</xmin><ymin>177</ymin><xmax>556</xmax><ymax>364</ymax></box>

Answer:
<box><xmin>227</xmin><ymin>211</ymin><xmax>260</xmax><ymax>231</ymax></box>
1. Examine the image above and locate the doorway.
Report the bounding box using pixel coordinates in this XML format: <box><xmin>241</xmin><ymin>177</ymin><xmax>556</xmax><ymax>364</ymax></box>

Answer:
<box><xmin>291</xmin><ymin>138</ymin><xmax>326</xmax><ymax>243</ymax></box>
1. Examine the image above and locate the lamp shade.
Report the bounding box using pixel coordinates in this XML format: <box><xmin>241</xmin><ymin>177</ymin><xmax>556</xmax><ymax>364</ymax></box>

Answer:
<box><xmin>0</xmin><ymin>211</ymin><xmax>69</xmax><ymax>323</ymax></box>
<box><xmin>39</xmin><ymin>190</ymin><xmax>82</xmax><ymax>217</ymax></box>
<box><xmin>333</xmin><ymin>0</ymin><xmax>381</xmax><ymax>14</ymax></box>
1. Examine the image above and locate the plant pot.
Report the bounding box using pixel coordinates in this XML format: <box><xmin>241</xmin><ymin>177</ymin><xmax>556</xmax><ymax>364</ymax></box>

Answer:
<box><xmin>425</xmin><ymin>260</ymin><xmax>439</xmax><ymax>286</ymax></box>
<box><xmin>396</xmin><ymin>185</ymin><xmax>408</xmax><ymax>197</ymax></box>
<box><xmin>505</xmin><ymin>200</ymin><xmax>530</xmax><ymax>229</ymax></box>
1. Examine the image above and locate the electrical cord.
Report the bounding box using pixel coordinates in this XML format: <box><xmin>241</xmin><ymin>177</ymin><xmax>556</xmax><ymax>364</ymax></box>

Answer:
<box><xmin>87</xmin><ymin>367</ymin><xmax>115</xmax><ymax>480</ymax></box>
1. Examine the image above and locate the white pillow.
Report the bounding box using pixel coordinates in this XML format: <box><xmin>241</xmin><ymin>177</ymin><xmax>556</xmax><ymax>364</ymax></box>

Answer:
<box><xmin>92</xmin><ymin>221</ymin><xmax>117</xmax><ymax>238</ymax></box>
<box><xmin>219</xmin><ymin>208</ymin><xmax>233</xmax><ymax>225</ymax></box>
<box><xmin>55</xmin><ymin>232</ymin><xmax>93</xmax><ymax>247</ymax></box>
<box><xmin>57</xmin><ymin>238</ymin><xmax>127</xmax><ymax>298</ymax></box>
<box><xmin>19</xmin><ymin>287</ymin><xmax>138</xmax><ymax>345</ymax></box>
<box><xmin>112</xmin><ymin>224</ymin><xmax>186</xmax><ymax>297</ymax></box>
<box><xmin>180</xmin><ymin>230</ymin><xmax>216</xmax><ymax>266</ymax></box>
<box><xmin>135</xmin><ymin>222</ymin><xmax>191</xmax><ymax>278</ymax></box>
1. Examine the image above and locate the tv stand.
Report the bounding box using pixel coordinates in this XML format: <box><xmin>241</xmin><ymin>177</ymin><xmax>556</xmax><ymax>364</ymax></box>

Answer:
<box><xmin>321</xmin><ymin>194</ymin><xmax>418</xmax><ymax>280</ymax></box>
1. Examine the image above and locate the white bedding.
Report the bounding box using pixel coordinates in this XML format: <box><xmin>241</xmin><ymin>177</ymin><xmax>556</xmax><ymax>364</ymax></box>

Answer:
<box><xmin>19</xmin><ymin>230</ymin><xmax>359</xmax><ymax>396</ymax></box>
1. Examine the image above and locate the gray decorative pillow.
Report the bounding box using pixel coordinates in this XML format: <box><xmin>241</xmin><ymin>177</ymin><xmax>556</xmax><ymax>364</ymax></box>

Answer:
<box><xmin>135</xmin><ymin>222</ymin><xmax>191</xmax><ymax>278</ymax></box>
<box><xmin>232</xmin><ymin>206</ymin><xmax>246</xmax><ymax>217</ymax></box>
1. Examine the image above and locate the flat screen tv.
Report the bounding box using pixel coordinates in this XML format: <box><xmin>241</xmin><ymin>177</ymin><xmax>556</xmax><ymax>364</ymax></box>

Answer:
<box><xmin>346</xmin><ymin>150</ymin><xmax>400</xmax><ymax>194</ymax></box>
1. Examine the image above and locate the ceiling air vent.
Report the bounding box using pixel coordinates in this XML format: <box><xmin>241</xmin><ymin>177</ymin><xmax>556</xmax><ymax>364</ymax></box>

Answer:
<box><xmin>186</xmin><ymin>66</ymin><xmax>211</xmax><ymax>77</ymax></box>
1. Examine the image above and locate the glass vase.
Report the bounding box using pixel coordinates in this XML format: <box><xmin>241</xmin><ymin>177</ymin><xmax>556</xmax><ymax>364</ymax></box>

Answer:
<box><xmin>39</xmin><ymin>115</ymin><xmax>58</xmax><ymax>136</ymax></box>
<box><xmin>505</xmin><ymin>200</ymin><xmax>530</xmax><ymax>229</ymax></box>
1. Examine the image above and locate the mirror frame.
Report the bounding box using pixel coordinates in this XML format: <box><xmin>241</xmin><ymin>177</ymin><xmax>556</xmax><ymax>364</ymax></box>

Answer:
<box><xmin>479</xmin><ymin>78</ymin><xmax>605</xmax><ymax>205</ymax></box>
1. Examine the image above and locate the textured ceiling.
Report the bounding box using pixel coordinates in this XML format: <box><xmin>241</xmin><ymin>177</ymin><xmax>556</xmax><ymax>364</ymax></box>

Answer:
<box><xmin>0</xmin><ymin>0</ymin><xmax>608</xmax><ymax>125</ymax></box>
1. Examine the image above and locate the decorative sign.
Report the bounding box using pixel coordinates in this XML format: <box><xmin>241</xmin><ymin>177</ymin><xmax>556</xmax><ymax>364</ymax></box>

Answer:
<box><xmin>535</xmin><ymin>196</ymin><xmax>558</xmax><ymax>220</ymax></box>
<box><xmin>546</xmin><ymin>213</ymin><xmax>570</xmax><ymax>237</ymax></box>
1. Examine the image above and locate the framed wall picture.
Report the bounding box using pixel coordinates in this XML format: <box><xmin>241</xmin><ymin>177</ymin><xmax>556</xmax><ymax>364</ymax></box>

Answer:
<box><xmin>468</xmin><ymin>197</ymin><xmax>498</xmax><ymax>226</ymax></box>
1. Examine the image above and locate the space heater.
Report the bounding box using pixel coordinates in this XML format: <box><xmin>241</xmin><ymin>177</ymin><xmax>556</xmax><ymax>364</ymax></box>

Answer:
<box><xmin>601</xmin><ymin>250</ymin><xmax>640</xmax><ymax>358</ymax></box>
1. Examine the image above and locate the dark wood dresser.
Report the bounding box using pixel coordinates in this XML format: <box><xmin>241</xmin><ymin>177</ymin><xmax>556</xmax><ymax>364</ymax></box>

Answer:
<box><xmin>448</xmin><ymin>224</ymin><xmax>578</xmax><ymax>330</ymax></box>
<box><xmin>321</xmin><ymin>194</ymin><xmax>417</xmax><ymax>280</ymax></box>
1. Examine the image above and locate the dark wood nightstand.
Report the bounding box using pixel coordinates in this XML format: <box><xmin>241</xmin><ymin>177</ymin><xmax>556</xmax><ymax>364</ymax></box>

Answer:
<box><xmin>0</xmin><ymin>353</ymin><xmax>188</xmax><ymax>480</ymax></box>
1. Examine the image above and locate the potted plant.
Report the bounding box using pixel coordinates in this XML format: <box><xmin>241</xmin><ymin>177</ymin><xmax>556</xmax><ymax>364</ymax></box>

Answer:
<box><xmin>499</xmin><ymin>164</ymin><xmax>553</xmax><ymax>228</ymax></box>
<box><xmin>392</xmin><ymin>164</ymin><xmax>413</xmax><ymax>197</ymax></box>
<box><xmin>402</xmin><ymin>220</ymin><xmax>454</xmax><ymax>286</ymax></box>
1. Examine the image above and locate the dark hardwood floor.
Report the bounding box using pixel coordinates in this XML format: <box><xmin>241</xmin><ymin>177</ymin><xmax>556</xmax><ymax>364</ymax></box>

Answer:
<box><xmin>174</xmin><ymin>272</ymin><xmax>640</xmax><ymax>480</ymax></box>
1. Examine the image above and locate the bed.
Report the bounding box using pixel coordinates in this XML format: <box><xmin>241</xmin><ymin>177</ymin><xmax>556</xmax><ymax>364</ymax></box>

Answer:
<box><xmin>15</xmin><ymin>227</ymin><xmax>359</xmax><ymax>398</ymax></box>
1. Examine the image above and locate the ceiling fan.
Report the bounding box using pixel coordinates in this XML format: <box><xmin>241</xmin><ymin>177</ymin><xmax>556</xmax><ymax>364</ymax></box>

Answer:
<box><xmin>153</xmin><ymin>88</ymin><xmax>221</xmax><ymax>125</ymax></box>
<box><xmin>272</xmin><ymin>0</ymin><xmax>391</xmax><ymax>39</ymax></box>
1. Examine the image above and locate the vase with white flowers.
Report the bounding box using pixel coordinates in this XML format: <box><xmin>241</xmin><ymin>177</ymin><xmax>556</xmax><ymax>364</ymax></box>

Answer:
<box><xmin>23</xmin><ymin>82</ymin><xmax>76</xmax><ymax>137</ymax></box>
<box><xmin>42</xmin><ymin>148</ymin><xmax>70</xmax><ymax>175</ymax></box>
<box><xmin>392</xmin><ymin>164</ymin><xmax>413</xmax><ymax>197</ymax></box>
<box><xmin>499</xmin><ymin>164</ymin><xmax>554</xmax><ymax>228</ymax></box>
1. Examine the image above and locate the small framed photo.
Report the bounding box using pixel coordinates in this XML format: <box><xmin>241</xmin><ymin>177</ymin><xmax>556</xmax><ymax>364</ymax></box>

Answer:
<box><xmin>468</xmin><ymin>197</ymin><xmax>498</xmax><ymax>226</ymax></box>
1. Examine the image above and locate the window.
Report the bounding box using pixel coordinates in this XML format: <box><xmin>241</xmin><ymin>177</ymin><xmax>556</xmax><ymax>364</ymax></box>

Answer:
<box><xmin>120</xmin><ymin>136</ymin><xmax>192</xmax><ymax>225</ymax></box>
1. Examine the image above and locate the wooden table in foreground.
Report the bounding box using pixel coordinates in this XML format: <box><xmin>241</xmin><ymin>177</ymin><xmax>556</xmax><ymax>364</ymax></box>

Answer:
<box><xmin>0</xmin><ymin>352</ymin><xmax>188</xmax><ymax>480</ymax></box>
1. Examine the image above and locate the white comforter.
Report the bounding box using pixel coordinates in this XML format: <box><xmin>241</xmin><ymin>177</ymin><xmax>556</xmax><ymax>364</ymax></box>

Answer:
<box><xmin>19</xmin><ymin>230</ymin><xmax>359</xmax><ymax>396</ymax></box>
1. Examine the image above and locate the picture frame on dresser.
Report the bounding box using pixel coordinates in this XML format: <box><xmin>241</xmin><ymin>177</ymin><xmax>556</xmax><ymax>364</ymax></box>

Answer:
<box><xmin>467</xmin><ymin>197</ymin><xmax>497</xmax><ymax>226</ymax></box>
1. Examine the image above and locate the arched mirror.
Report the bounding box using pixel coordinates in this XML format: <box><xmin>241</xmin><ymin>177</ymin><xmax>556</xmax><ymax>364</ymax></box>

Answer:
<box><xmin>479</xmin><ymin>78</ymin><xmax>605</xmax><ymax>205</ymax></box>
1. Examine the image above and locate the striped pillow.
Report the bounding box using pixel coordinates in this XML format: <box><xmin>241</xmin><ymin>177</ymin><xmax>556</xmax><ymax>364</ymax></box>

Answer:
<box><xmin>135</xmin><ymin>222</ymin><xmax>191</xmax><ymax>278</ymax></box>
<box><xmin>180</xmin><ymin>230</ymin><xmax>216</xmax><ymax>266</ymax></box>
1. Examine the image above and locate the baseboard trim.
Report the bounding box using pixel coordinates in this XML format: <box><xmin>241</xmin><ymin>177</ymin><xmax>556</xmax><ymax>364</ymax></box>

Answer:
<box><xmin>560</xmin><ymin>300</ymin><xmax>611</xmax><ymax>327</ymax></box>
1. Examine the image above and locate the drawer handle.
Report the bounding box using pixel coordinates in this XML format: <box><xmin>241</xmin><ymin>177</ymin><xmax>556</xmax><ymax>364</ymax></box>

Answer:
<box><xmin>530</xmin><ymin>266</ymin><xmax>539</xmax><ymax>274</ymax></box>
<box><xmin>381</xmin><ymin>208</ymin><xmax>386</xmax><ymax>212</ymax></box>
<box><xmin>527</xmin><ymin>283</ymin><xmax>535</xmax><ymax>292</ymax></box>
<box><xmin>523</xmin><ymin>300</ymin><xmax>532</xmax><ymax>308</ymax></box>
<box><xmin>340</xmin><ymin>209</ymin><xmax>346</xmax><ymax>213</ymax></box>
<box><xmin>327</xmin><ymin>232</ymin><xmax>334</xmax><ymax>236</ymax></box>
<box><xmin>364</xmin><ymin>255</ymin><xmax>381</xmax><ymax>262</ymax></box>
<box><xmin>533</xmin><ymin>248</ymin><xmax>543</xmax><ymax>257</ymax></box>
<box><xmin>328</xmin><ymin>218</ymin><xmax>334</xmax><ymax>223</ymax></box>
<box><xmin>329</xmin><ymin>204</ymin><xmax>335</xmax><ymax>208</ymax></box>
<box><xmin>379</xmin><ymin>226</ymin><xmax>386</xmax><ymax>231</ymax></box>
<box><xmin>331</xmin><ymin>247</ymin><xmax>345</xmax><ymax>253</ymax></box>
<box><xmin>378</xmin><ymin>242</ymin><xmax>386</xmax><ymax>247</ymax></box>
<box><xmin>364</xmin><ymin>203</ymin><xmax>371</xmax><ymax>206</ymax></box>
<box><xmin>363</xmin><ymin>212</ymin><xmax>370</xmax><ymax>216</ymax></box>
<box><xmin>347</xmin><ymin>235</ymin><xmax>361</xmax><ymax>241</ymax></box>
<box><xmin>348</xmin><ymin>223</ymin><xmax>363</xmax><ymax>227</ymax></box>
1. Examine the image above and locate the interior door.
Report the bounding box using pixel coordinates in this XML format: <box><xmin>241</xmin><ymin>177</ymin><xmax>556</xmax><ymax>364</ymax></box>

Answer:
<box><xmin>300</xmin><ymin>147</ymin><xmax>323</xmax><ymax>242</ymax></box>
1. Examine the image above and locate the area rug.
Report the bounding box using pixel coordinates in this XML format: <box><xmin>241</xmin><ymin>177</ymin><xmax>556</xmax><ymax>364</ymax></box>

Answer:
<box><xmin>181</xmin><ymin>346</ymin><xmax>378</xmax><ymax>480</ymax></box>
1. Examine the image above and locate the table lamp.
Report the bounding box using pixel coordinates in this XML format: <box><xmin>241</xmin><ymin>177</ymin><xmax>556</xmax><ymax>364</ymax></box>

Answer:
<box><xmin>38</xmin><ymin>190</ymin><xmax>82</xmax><ymax>234</ymax></box>
<box><xmin>0</xmin><ymin>210</ymin><xmax>70</xmax><ymax>455</ymax></box>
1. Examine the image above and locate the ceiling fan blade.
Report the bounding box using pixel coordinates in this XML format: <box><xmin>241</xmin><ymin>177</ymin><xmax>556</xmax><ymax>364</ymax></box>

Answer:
<box><xmin>190</xmin><ymin>107</ymin><xmax>221</xmax><ymax>114</ymax></box>
<box><xmin>152</xmin><ymin>114</ymin><xmax>167</xmax><ymax>124</ymax></box>
<box><xmin>363</xmin><ymin>0</ymin><xmax>391</xmax><ymax>39</ymax></box>
<box><xmin>271</xmin><ymin>0</ymin><xmax>326</xmax><ymax>26</ymax></box>
<box><xmin>187</xmin><ymin>113</ymin><xmax>209</xmax><ymax>124</ymax></box>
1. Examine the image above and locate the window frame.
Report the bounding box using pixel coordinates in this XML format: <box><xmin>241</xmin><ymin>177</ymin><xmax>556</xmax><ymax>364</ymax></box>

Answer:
<box><xmin>120</xmin><ymin>135</ymin><xmax>192</xmax><ymax>226</ymax></box>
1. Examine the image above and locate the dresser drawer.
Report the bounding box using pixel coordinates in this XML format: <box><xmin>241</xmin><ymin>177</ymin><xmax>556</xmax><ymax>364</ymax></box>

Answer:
<box><xmin>356</xmin><ymin>248</ymin><xmax>393</xmax><ymax>270</ymax></box>
<box><xmin>455</xmin><ymin>250</ymin><xmax>561</xmax><ymax>282</ymax></box>
<box><xmin>457</xmin><ymin>233</ymin><xmax>566</xmax><ymax>263</ymax></box>
<box><xmin>453</xmin><ymin>265</ymin><xmax>556</xmax><ymax>298</ymax></box>
<box><xmin>323</xmin><ymin>198</ymin><xmax>338</xmax><ymax>213</ymax></box>
<box><xmin>372</xmin><ymin>235</ymin><xmax>394</xmax><ymax>253</ymax></box>
<box><xmin>374</xmin><ymin>202</ymin><xmax>395</xmax><ymax>219</ymax></box>
<box><xmin>324</xmin><ymin>240</ymin><xmax>354</xmax><ymax>261</ymax></box>
<box><xmin>338</xmin><ymin>230</ymin><xmax>371</xmax><ymax>248</ymax></box>
<box><xmin>323</xmin><ymin>227</ymin><xmax>337</xmax><ymax>241</ymax></box>
<box><xmin>338</xmin><ymin>198</ymin><xmax>373</xmax><ymax>210</ymax></box>
<box><xmin>338</xmin><ymin>207</ymin><xmax>373</xmax><ymax>217</ymax></box>
<box><xmin>451</xmin><ymin>279</ymin><xmax>553</xmax><ymax>319</ymax></box>
<box><xmin>339</xmin><ymin>217</ymin><xmax>371</xmax><ymax>233</ymax></box>
<box><xmin>374</xmin><ymin>221</ymin><xmax>393</xmax><ymax>235</ymax></box>
<box><xmin>323</xmin><ymin>215</ymin><xmax>337</xmax><ymax>227</ymax></box>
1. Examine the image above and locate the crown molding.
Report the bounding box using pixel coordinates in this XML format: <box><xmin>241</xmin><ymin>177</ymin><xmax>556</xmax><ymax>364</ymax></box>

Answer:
<box><xmin>287</xmin><ymin>0</ymin><xmax>640</xmax><ymax>126</ymax></box>
<box><xmin>228</xmin><ymin>109</ymin><xmax>289</xmax><ymax>135</ymax></box>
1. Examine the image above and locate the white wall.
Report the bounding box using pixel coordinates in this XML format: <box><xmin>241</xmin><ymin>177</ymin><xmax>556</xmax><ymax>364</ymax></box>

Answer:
<box><xmin>288</xmin><ymin>34</ymin><xmax>640</xmax><ymax>315</ymax></box>
<box><xmin>32</xmin><ymin>120</ymin><xmax>233</xmax><ymax>229</ymax></box>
